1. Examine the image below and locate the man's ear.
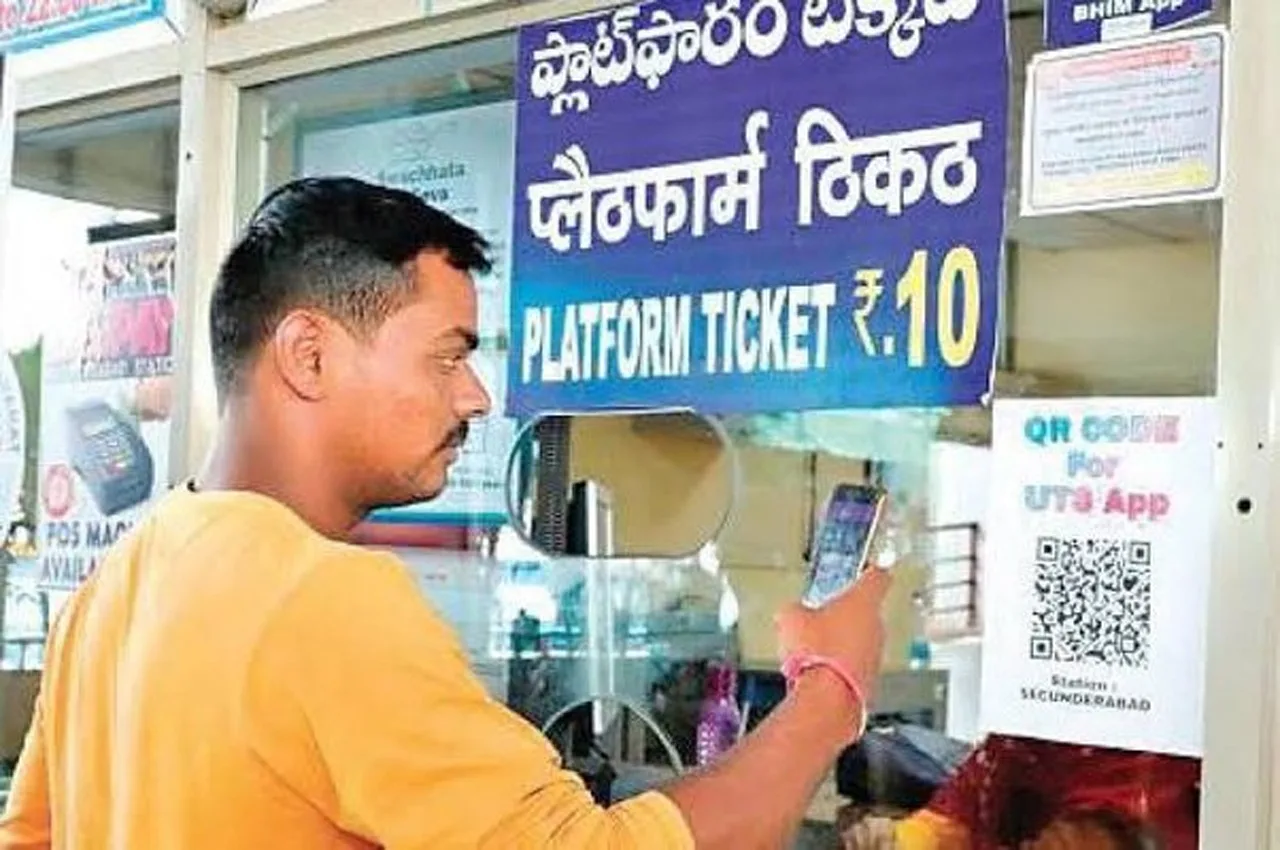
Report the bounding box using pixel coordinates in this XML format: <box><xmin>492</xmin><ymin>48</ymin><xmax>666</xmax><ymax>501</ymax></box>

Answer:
<box><xmin>270</xmin><ymin>309</ymin><xmax>331</xmax><ymax>401</ymax></box>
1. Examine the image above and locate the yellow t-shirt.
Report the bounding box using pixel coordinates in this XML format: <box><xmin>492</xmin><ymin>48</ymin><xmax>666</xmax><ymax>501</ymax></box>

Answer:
<box><xmin>0</xmin><ymin>487</ymin><xmax>693</xmax><ymax>850</ymax></box>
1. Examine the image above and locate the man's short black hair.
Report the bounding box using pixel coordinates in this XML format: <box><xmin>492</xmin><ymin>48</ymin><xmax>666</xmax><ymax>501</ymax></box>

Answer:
<box><xmin>209</xmin><ymin>176</ymin><xmax>491</xmax><ymax>400</ymax></box>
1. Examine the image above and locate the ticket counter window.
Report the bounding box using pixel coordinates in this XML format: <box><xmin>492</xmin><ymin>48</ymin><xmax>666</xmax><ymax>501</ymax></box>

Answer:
<box><xmin>232</xmin><ymin>14</ymin><xmax>1221</xmax><ymax>845</ymax></box>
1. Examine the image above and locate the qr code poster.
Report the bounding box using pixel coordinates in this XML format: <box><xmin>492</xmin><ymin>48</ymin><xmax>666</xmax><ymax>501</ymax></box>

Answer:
<box><xmin>979</xmin><ymin>398</ymin><xmax>1215</xmax><ymax>757</ymax></box>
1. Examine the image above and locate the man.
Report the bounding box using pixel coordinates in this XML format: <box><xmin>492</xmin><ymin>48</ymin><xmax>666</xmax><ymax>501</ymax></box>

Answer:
<box><xmin>0</xmin><ymin>177</ymin><xmax>890</xmax><ymax>849</ymax></box>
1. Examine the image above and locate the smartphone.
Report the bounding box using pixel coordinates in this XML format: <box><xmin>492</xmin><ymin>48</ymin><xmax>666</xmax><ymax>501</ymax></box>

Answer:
<box><xmin>801</xmin><ymin>483</ymin><xmax>888</xmax><ymax>608</ymax></box>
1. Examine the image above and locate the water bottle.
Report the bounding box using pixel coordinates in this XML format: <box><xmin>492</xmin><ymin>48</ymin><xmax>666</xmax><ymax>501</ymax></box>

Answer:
<box><xmin>696</xmin><ymin>662</ymin><xmax>742</xmax><ymax>766</ymax></box>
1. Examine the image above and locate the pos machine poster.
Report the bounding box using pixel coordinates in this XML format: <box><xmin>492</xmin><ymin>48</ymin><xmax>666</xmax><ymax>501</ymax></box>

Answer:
<box><xmin>37</xmin><ymin>233</ymin><xmax>176</xmax><ymax>596</ymax></box>
<box><xmin>980</xmin><ymin>398</ymin><xmax>1215</xmax><ymax>757</ymax></box>
<box><xmin>509</xmin><ymin>0</ymin><xmax>1010</xmax><ymax>415</ymax></box>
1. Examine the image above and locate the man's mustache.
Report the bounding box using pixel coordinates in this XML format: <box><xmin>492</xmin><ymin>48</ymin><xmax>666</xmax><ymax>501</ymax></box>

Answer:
<box><xmin>442</xmin><ymin>422</ymin><xmax>469</xmax><ymax>450</ymax></box>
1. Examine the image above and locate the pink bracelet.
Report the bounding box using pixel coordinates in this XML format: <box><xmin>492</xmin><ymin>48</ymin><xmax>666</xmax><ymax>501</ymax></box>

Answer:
<box><xmin>781</xmin><ymin>652</ymin><xmax>870</xmax><ymax>740</ymax></box>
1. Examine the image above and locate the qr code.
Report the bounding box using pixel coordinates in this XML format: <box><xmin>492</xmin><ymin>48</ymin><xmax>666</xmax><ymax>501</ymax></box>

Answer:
<box><xmin>1028</xmin><ymin>537</ymin><xmax>1152</xmax><ymax>668</ymax></box>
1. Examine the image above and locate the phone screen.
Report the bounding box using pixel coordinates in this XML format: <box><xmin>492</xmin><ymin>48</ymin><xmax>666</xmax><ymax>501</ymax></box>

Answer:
<box><xmin>801</xmin><ymin>484</ymin><xmax>887</xmax><ymax>608</ymax></box>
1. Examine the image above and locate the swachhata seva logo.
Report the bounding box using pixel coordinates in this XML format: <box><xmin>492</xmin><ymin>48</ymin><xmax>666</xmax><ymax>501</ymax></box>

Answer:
<box><xmin>0</xmin><ymin>349</ymin><xmax>23</xmax><ymax>536</ymax></box>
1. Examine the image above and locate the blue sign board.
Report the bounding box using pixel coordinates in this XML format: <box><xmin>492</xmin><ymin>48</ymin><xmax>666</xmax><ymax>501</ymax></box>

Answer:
<box><xmin>1045</xmin><ymin>0</ymin><xmax>1213</xmax><ymax>49</ymax></box>
<box><xmin>509</xmin><ymin>0</ymin><xmax>1009</xmax><ymax>416</ymax></box>
<box><xmin>0</xmin><ymin>0</ymin><xmax>166</xmax><ymax>54</ymax></box>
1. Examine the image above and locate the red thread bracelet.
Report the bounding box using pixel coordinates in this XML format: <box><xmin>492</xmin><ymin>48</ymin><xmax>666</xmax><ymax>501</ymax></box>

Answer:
<box><xmin>781</xmin><ymin>652</ymin><xmax>869</xmax><ymax>740</ymax></box>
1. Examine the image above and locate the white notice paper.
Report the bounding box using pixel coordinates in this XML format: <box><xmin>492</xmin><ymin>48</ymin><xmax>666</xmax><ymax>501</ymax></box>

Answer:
<box><xmin>1021</xmin><ymin>26</ymin><xmax>1226</xmax><ymax>216</ymax></box>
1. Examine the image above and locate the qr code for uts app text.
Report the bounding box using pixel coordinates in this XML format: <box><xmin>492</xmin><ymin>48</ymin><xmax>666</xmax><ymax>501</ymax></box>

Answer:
<box><xmin>1028</xmin><ymin>537</ymin><xmax>1152</xmax><ymax>668</ymax></box>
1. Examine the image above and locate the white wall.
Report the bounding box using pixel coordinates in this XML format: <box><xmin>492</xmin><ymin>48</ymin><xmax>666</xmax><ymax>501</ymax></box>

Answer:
<box><xmin>928</xmin><ymin>441</ymin><xmax>990</xmax><ymax>742</ymax></box>
<box><xmin>931</xmin><ymin>639</ymin><xmax>983</xmax><ymax>744</ymax></box>
<box><xmin>1011</xmin><ymin>241</ymin><xmax>1220</xmax><ymax>394</ymax></box>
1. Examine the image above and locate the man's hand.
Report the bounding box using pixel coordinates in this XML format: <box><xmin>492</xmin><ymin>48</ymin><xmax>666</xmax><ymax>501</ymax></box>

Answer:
<box><xmin>662</xmin><ymin>566</ymin><xmax>892</xmax><ymax>849</ymax></box>
<box><xmin>775</xmin><ymin>567</ymin><xmax>892</xmax><ymax>707</ymax></box>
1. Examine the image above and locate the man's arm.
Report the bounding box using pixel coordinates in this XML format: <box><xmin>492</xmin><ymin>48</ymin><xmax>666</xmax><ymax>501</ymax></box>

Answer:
<box><xmin>245</xmin><ymin>553</ymin><xmax>694</xmax><ymax>849</ymax></box>
<box><xmin>665</xmin><ymin>668</ymin><xmax>857</xmax><ymax>846</ymax></box>
<box><xmin>663</xmin><ymin>568</ymin><xmax>890</xmax><ymax>848</ymax></box>
<box><xmin>246</xmin><ymin>553</ymin><xmax>888</xmax><ymax>849</ymax></box>
<box><xmin>0</xmin><ymin>693</ymin><xmax>53</xmax><ymax>850</ymax></box>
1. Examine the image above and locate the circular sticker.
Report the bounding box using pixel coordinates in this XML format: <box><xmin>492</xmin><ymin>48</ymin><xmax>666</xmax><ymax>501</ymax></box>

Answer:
<box><xmin>42</xmin><ymin>464</ymin><xmax>74</xmax><ymax>521</ymax></box>
<box><xmin>0</xmin><ymin>351</ymin><xmax>25</xmax><ymax>540</ymax></box>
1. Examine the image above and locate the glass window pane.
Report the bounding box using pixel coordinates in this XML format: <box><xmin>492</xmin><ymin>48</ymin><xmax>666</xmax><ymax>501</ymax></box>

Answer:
<box><xmin>233</xmin><ymin>11</ymin><xmax>1218</xmax><ymax>842</ymax></box>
